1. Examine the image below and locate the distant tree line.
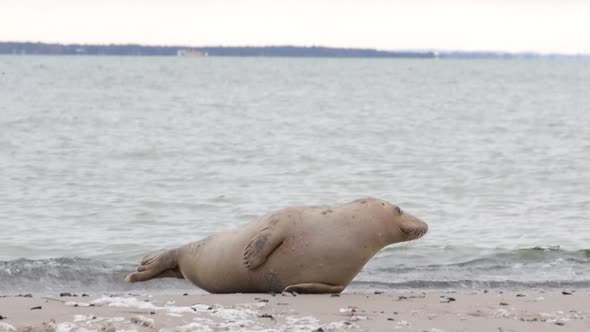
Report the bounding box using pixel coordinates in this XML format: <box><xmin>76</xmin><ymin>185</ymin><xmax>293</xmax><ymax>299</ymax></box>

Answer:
<box><xmin>0</xmin><ymin>42</ymin><xmax>177</xmax><ymax>56</ymax></box>
<box><xmin>0</xmin><ymin>42</ymin><xmax>435</xmax><ymax>58</ymax></box>
<box><xmin>0</xmin><ymin>42</ymin><xmax>585</xmax><ymax>58</ymax></box>
<box><xmin>198</xmin><ymin>46</ymin><xmax>435</xmax><ymax>58</ymax></box>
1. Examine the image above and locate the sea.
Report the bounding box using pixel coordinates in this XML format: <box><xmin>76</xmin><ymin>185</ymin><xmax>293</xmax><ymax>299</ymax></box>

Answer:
<box><xmin>0</xmin><ymin>56</ymin><xmax>589</xmax><ymax>295</ymax></box>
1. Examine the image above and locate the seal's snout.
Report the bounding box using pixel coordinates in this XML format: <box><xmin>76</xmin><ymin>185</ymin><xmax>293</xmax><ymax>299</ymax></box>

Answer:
<box><xmin>400</xmin><ymin>218</ymin><xmax>428</xmax><ymax>241</ymax></box>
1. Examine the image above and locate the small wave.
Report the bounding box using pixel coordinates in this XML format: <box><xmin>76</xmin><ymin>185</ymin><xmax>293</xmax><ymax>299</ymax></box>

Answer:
<box><xmin>362</xmin><ymin>246</ymin><xmax>590</xmax><ymax>291</ymax></box>
<box><xmin>1</xmin><ymin>247</ymin><xmax>589</xmax><ymax>295</ymax></box>
<box><xmin>378</xmin><ymin>245</ymin><xmax>590</xmax><ymax>266</ymax></box>
<box><xmin>448</xmin><ymin>247</ymin><xmax>590</xmax><ymax>267</ymax></box>
<box><xmin>0</xmin><ymin>257</ymin><xmax>195</xmax><ymax>295</ymax></box>
<box><xmin>350</xmin><ymin>279</ymin><xmax>590</xmax><ymax>291</ymax></box>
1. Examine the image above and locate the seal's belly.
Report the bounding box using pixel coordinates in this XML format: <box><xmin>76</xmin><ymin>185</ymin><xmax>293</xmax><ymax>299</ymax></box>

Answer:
<box><xmin>258</xmin><ymin>232</ymin><xmax>371</xmax><ymax>289</ymax></box>
<box><xmin>192</xmin><ymin>234</ymin><xmax>367</xmax><ymax>292</ymax></box>
<box><xmin>187</xmin><ymin>212</ymin><xmax>376</xmax><ymax>293</ymax></box>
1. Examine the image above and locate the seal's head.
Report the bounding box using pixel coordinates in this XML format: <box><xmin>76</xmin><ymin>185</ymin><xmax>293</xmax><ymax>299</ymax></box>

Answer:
<box><xmin>359</xmin><ymin>198</ymin><xmax>428</xmax><ymax>245</ymax></box>
<box><xmin>396</xmin><ymin>207</ymin><xmax>428</xmax><ymax>242</ymax></box>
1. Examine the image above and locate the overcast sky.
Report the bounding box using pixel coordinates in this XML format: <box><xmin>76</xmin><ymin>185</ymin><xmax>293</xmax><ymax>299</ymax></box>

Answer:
<box><xmin>1</xmin><ymin>0</ymin><xmax>589</xmax><ymax>54</ymax></box>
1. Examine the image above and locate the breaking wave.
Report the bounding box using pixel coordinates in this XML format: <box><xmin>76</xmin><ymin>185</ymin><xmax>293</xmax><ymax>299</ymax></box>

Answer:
<box><xmin>1</xmin><ymin>247</ymin><xmax>588</xmax><ymax>295</ymax></box>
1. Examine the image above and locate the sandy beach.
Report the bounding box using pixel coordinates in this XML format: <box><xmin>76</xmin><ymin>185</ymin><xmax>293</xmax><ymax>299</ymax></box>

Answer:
<box><xmin>0</xmin><ymin>291</ymin><xmax>587</xmax><ymax>331</ymax></box>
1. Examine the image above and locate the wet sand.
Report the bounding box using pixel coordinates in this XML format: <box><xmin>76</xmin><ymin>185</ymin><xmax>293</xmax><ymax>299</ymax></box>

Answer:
<box><xmin>0</xmin><ymin>291</ymin><xmax>588</xmax><ymax>331</ymax></box>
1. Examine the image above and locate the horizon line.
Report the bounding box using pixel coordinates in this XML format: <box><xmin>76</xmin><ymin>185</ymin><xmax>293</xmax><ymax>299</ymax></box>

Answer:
<box><xmin>2</xmin><ymin>40</ymin><xmax>590</xmax><ymax>57</ymax></box>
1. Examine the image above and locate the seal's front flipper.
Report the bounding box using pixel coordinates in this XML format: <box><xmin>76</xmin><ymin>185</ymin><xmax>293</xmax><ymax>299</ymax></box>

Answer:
<box><xmin>125</xmin><ymin>248</ymin><xmax>179</xmax><ymax>282</ymax></box>
<box><xmin>283</xmin><ymin>283</ymin><xmax>345</xmax><ymax>294</ymax></box>
<box><xmin>243</xmin><ymin>227</ymin><xmax>285</xmax><ymax>270</ymax></box>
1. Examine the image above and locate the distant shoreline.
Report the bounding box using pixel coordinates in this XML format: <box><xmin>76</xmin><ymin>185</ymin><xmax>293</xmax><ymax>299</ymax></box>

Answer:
<box><xmin>1</xmin><ymin>42</ymin><xmax>588</xmax><ymax>59</ymax></box>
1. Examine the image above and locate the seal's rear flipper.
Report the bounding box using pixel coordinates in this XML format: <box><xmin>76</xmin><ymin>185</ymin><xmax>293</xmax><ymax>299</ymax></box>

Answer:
<box><xmin>125</xmin><ymin>249</ymin><xmax>179</xmax><ymax>282</ymax></box>
<box><xmin>243</xmin><ymin>227</ymin><xmax>285</xmax><ymax>270</ymax></box>
<box><xmin>283</xmin><ymin>283</ymin><xmax>345</xmax><ymax>294</ymax></box>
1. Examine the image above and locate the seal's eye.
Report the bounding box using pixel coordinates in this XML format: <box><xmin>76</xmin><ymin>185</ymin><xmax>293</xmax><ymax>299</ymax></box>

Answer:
<box><xmin>395</xmin><ymin>207</ymin><xmax>402</xmax><ymax>214</ymax></box>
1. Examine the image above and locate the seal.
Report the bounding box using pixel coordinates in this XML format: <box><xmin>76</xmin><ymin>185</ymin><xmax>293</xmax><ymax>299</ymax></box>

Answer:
<box><xmin>126</xmin><ymin>198</ymin><xmax>428</xmax><ymax>293</ymax></box>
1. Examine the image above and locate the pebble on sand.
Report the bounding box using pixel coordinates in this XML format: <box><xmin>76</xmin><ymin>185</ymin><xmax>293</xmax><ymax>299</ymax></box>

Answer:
<box><xmin>440</xmin><ymin>297</ymin><xmax>456</xmax><ymax>303</ymax></box>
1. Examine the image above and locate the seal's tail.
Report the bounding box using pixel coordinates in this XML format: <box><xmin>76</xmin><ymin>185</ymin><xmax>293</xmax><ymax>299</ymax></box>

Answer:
<box><xmin>125</xmin><ymin>249</ymin><xmax>183</xmax><ymax>282</ymax></box>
